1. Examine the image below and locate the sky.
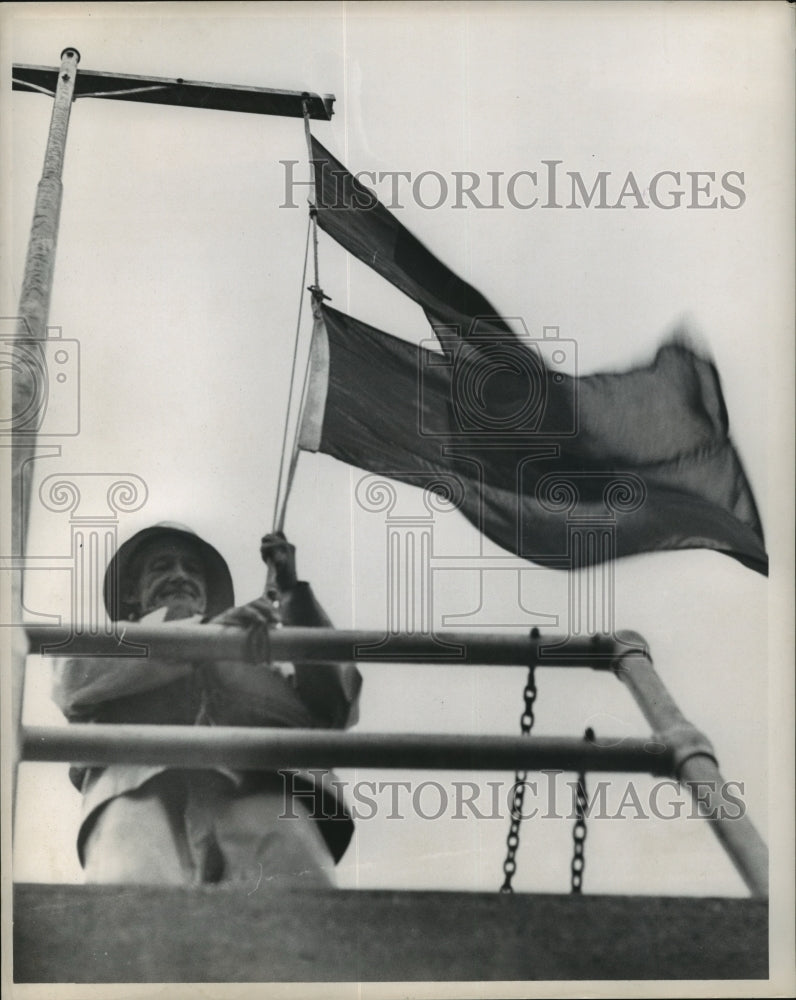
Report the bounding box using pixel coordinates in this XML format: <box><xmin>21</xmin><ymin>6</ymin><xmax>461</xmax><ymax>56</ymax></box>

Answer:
<box><xmin>2</xmin><ymin>0</ymin><xmax>793</xmax><ymax>912</ymax></box>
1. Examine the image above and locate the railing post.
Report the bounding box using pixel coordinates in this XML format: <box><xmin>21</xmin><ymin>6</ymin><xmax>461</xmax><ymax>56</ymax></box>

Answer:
<box><xmin>611</xmin><ymin>631</ymin><xmax>768</xmax><ymax>898</ymax></box>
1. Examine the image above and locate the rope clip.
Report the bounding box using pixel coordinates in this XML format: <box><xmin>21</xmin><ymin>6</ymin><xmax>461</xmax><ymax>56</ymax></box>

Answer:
<box><xmin>308</xmin><ymin>285</ymin><xmax>331</xmax><ymax>303</ymax></box>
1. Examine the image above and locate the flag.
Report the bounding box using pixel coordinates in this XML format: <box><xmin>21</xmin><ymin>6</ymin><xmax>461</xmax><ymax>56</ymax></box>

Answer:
<box><xmin>299</xmin><ymin>302</ymin><xmax>767</xmax><ymax>574</ymax></box>
<box><xmin>302</xmin><ymin>139</ymin><xmax>767</xmax><ymax>574</ymax></box>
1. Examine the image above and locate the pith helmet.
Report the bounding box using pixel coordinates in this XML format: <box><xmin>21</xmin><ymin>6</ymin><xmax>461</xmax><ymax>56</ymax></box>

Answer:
<box><xmin>103</xmin><ymin>522</ymin><xmax>235</xmax><ymax>621</ymax></box>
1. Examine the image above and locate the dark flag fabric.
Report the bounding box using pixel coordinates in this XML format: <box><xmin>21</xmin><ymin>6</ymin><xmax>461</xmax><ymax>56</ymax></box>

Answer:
<box><xmin>302</xmin><ymin>137</ymin><xmax>766</xmax><ymax>574</ymax></box>
<box><xmin>299</xmin><ymin>303</ymin><xmax>768</xmax><ymax>575</ymax></box>
<box><xmin>310</xmin><ymin>136</ymin><xmax>514</xmax><ymax>341</ymax></box>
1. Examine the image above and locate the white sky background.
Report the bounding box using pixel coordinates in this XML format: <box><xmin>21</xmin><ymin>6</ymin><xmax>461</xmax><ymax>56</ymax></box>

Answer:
<box><xmin>3</xmin><ymin>1</ymin><xmax>793</xmax><ymax>906</ymax></box>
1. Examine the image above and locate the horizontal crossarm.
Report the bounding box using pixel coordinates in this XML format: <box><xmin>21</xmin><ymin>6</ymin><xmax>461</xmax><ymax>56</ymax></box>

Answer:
<box><xmin>12</xmin><ymin>63</ymin><xmax>334</xmax><ymax>120</ymax></box>
<box><xmin>20</xmin><ymin>725</ymin><xmax>667</xmax><ymax>774</ymax></box>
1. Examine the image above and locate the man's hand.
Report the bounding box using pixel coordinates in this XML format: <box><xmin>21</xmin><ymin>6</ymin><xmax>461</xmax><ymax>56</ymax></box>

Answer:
<box><xmin>260</xmin><ymin>531</ymin><xmax>298</xmax><ymax>593</ymax></box>
<box><xmin>210</xmin><ymin>596</ymin><xmax>280</xmax><ymax>628</ymax></box>
<box><xmin>209</xmin><ymin>533</ymin><xmax>298</xmax><ymax>627</ymax></box>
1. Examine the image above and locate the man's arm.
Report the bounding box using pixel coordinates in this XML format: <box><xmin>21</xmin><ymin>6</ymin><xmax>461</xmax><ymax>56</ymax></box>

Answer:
<box><xmin>52</xmin><ymin>655</ymin><xmax>193</xmax><ymax>719</ymax></box>
<box><xmin>279</xmin><ymin>581</ymin><xmax>362</xmax><ymax>730</ymax></box>
<box><xmin>261</xmin><ymin>532</ymin><xmax>362</xmax><ymax>729</ymax></box>
<box><xmin>211</xmin><ymin>533</ymin><xmax>362</xmax><ymax>729</ymax></box>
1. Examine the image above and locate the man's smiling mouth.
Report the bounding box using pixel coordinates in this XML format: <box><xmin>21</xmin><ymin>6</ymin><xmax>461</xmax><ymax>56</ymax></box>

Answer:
<box><xmin>156</xmin><ymin>583</ymin><xmax>200</xmax><ymax>600</ymax></box>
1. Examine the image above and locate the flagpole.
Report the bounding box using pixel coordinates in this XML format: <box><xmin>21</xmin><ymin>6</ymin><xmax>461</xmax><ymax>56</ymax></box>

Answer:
<box><xmin>14</xmin><ymin>47</ymin><xmax>79</xmax><ymax>526</ymax></box>
<box><xmin>11</xmin><ymin>47</ymin><xmax>80</xmax><ymax>822</ymax></box>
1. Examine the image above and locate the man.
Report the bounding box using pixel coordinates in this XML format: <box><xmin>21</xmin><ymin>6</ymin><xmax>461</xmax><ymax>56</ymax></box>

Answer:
<box><xmin>52</xmin><ymin>523</ymin><xmax>361</xmax><ymax>888</ymax></box>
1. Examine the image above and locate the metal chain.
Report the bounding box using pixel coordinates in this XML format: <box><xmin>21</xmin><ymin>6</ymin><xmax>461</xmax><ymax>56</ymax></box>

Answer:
<box><xmin>570</xmin><ymin>726</ymin><xmax>594</xmax><ymax>894</ymax></box>
<box><xmin>500</xmin><ymin>662</ymin><xmax>538</xmax><ymax>893</ymax></box>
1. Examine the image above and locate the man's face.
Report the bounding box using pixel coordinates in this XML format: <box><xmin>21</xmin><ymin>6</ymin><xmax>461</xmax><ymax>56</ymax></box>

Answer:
<box><xmin>128</xmin><ymin>538</ymin><xmax>208</xmax><ymax>619</ymax></box>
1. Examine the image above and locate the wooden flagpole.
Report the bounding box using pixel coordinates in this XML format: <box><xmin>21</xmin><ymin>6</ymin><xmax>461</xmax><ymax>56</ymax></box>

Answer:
<box><xmin>14</xmin><ymin>47</ymin><xmax>80</xmax><ymax>542</ymax></box>
<box><xmin>11</xmin><ymin>48</ymin><xmax>80</xmax><ymax>823</ymax></box>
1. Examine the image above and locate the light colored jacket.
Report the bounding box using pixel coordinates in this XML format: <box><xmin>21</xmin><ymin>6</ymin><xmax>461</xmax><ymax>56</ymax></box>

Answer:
<box><xmin>52</xmin><ymin>582</ymin><xmax>362</xmax><ymax>864</ymax></box>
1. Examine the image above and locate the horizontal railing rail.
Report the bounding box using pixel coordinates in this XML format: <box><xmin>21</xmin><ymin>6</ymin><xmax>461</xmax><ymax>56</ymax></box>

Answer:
<box><xmin>19</xmin><ymin>622</ymin><xmax>768</xmax><ymax>898</ymax></box>
<box><xmin>24</xmin><ymin>623</ymin><xmax>643</xmax><ymax>666</ymax></box>
<box><xmin>21</xmin><ymin>726</ymin><xmax>666</xmax><ymax>773</ymax></box>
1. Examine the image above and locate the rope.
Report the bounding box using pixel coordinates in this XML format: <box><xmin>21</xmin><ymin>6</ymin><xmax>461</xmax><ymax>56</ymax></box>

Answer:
<box><xmin>275</xmin><ymin>298</ymin><xmax>318</xmax><ymax>534</ymax></box>
<box><xmin>12</xmin><ymin>78</ymin><xmax>55</xmax><ymax>97</ymax></box>
<box><xmin>75</xmin><ymin>84</ymin><xmax>171</xmax><ymax>99</ymax></box>
<box><xmin>276</xmin><ymin>391</ymin><xmax>305</xmax><ymax>534</ymax></box>
<box><xmin>302</xmin><ymin>97</ymin><xmax>316</xmax><ymax>206</ymax></box>
<box><xmin>14</xmin><ymin>78</ymin><xmax>171</xmax><ymax>102</ymax></box>
<box><xmin>271</xmin><ymin>101</ymin><xmax>327</xmax><ymax>533</ymax></box>
<box><xmin>301</xmin><ymin>96</ymin><xmax>323</xmax><ymax>293</ymax></box>
<box><xmin>272</xmin><ymin>214</ymin><xmax>312</xmax><ymax>533</ymax></box>
<box><xmin>311</xmin><ymin>212</ymin><xmax>321</xmax><ymax>291</ymax></box>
